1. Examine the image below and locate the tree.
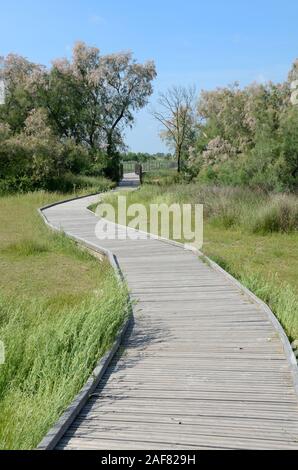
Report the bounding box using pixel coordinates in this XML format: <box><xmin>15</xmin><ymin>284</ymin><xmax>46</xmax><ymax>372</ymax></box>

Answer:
<box><xmin>279</xmin><ymin>106</ymin><xmax>298</xmax><ymax>186</ymax></box>
<box><xmin>0</xmin><ymin>54</ymin><xmax>45</xmax><ymax>133</ymax></box>
<box><xmin>0</xmin><ymin>43</ymin><xmax>157</xmax><ymax>182</ymax></box>
<box><xmin>197</xmin><ymin>83</ymin><xmax>253</xmax><ymax>155</ymax></box>
<box><xmin>152</xmin><ymin>86</ymin><xmax>196</xmax><ymax>172</ymax></box>
<box><xmin>288</xmin><ymin>58</ymin><xmax>298</xmax><ymax>83</ymax></box>
<box><xmin>0</xmin><ymin>108</ymin><xmax>59</xmax><ymax>186</ymax></box>
<box><xmin>94</xmin><ymin>49</ymin><xmax>156</xmax><ymax>180</ymax></box>
<box><xmin>40</xmin><ymin>43</ymin><xmax>156</xmax><ymax>180</ymax></box>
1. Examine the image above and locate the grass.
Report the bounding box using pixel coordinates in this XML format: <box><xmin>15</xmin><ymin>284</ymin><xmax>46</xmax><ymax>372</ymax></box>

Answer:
<box><xmin>143</xmin><ymin>168</ymin><xmax>186</xmax><ymax>186</ymax></box>
<box><xmin>45</xmin><ymin>173</ymin><xmax>116</xmax><ymax>194</ymax></box>
<box><xmin>0</xmin><ymin>191</ymin><xmax>128</xmax><ymax>449</ymax></box>
<box><xmin>0</xmin><ymin>173</ymin><xmax>116</xmax><ymax>196</ymax></box>
<box><xmin>95</xmin><ymin>180</ymin><xmax>298</xmax><ymax>343</ymax></box>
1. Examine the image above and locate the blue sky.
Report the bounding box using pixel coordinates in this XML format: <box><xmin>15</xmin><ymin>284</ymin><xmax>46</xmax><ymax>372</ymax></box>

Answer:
<box><xmin>1</xmin><ymin>0</ymin><xmax>297</xmax><ymax>152</ymax></box>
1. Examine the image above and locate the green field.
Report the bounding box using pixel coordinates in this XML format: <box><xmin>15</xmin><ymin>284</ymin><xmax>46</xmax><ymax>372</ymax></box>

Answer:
<box><xmin>0</xmin><ymin>191</ymin><xmax>127</xmax><ymax>449</ymax></box>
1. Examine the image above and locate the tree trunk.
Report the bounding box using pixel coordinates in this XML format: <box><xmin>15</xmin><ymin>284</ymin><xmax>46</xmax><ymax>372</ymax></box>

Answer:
<box><xmin>177</xmin><ymin>147</ymin><xmax>181</xmax><ymax>173</ymax></box>
<box><xmin>106</xmin><ymin>132</ymin><xmax>120</xmax><ymax>182</ymax></box>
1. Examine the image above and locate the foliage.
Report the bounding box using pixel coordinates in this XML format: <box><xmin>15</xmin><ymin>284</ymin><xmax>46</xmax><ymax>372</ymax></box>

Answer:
<box><xmin>142</xmin><ymin>168</ymin><xmax>188</xmax><ymax>186</ymax></box>
<box><xmin>121</xmin><ymin>151</ymin><xmax>172</xmax><ymax>162</ymax></box>
<box><xmin>0</xmin><ymin>54</ymin><xmax>44</xmax><ymax>133</ymax></box>
<box><xmin>248</xmin><ymin>194</ymin><xmax>298</xmax><ymax>234</ymax></box>
<box><xmin>43</xmin><ymin>174</ymin><xmax>115</xmax><ymax>194</ymax></box>
<box><xmin>0</xmin><ymin>42</ymin><xmax>156</xmax><ymax>186</ymax></box>
<box><xmin>0</xmin><ymin>109</ymin><xmax>100</xmax><ymax>193</ymax></box>
<box><xmin>191</xmin><ymin>75</ymin><xmax>297</xmax><ymax>190</ymax></box>
<box><xmin>152</xmin><ymin>60</ymin><xmax>298</xmax><ymax>191</ymax></box>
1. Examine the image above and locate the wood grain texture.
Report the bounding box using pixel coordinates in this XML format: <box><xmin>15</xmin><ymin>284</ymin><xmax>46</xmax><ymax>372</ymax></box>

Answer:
<box><xmin>42</xmin><ymin>173</ymin><xmax>298</xmax><ymax>450</ymax></box>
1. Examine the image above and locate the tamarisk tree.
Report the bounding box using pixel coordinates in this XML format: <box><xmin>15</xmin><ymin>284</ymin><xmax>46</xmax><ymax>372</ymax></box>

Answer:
<box><xmin>45</xmin><ymin>43</ymin><xmax>156</xmax><ymax>180</ymax></box>
<box><xmin>0</xmin><ymin>43</ymin><xmax>156</xmax><ymax>181</ymax></box>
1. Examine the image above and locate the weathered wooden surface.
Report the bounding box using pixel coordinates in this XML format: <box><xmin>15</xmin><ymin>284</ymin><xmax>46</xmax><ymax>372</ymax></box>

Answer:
<box><xmin>42</xmin><ymin>173</ymin><xmax>298</xmax><ymax>450</ymax></box>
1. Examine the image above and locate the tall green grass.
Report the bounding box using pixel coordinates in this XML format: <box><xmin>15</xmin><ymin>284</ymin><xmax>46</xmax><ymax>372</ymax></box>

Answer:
<box><xmin>45</xmin><ymin>173</ymin><xmax>116</xmax><ymax>194</ymax></box>
<box><xmin>0</xmin><ymin>192</ymin><xmax>128</xmax><ymax>449</ymax></box>
<box><xmin>247</xmin><ymin>194</ymin><xmax>298</xmax><ymax>234</ymax></box>
<box><xmin>143</xmin><ymin>168</ymin><xmax>185</xmax><ymax>186</ymax></box>
<box><xmin>0</xmin><ymin>173</ymin><xmax>115</xmax><ymax>196</ymax></box>
<box><xmin>106</xmin><ymin>182</ymin><xmax>297</xmax><ymax>234</ymax></box>
<box><xmin>0</xmin><ymin>278</ymin><xmax>127</xmax><ymax>450</ymax></box>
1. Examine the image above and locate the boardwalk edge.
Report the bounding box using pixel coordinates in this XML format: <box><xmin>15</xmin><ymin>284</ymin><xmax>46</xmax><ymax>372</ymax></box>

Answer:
<box><xmin>201</xmin><ymin>253</ymin><xmax>298</xmax><ymax>397</ymax></box>
<box><xmin>36</xmin><ymin>197</ymin><xmax>133</xmax><ymax>450</ymax></box>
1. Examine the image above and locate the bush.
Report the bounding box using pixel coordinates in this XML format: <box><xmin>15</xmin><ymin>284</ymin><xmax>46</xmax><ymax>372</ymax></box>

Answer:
<box><xmin>62</xmin><ymin>139</ymin><xmax>91</xmax><ymax>175</ymax></box>
<box><xmin>0</xmin><ymin>176</ymin><xmax>37</xmax><ymax>195</ymax></box>
<box><xmin>248</xmin><ymin>194</ymin><xmax>298</xmax><ymax>234</ymax></box>
<box><xmin>143</xmin><ymin>169</ymin><xmax>187</xmax><ymax>186</ymax></box>
<box><xmin>195</xmin><ymin>151</ymin><xmax>292</xmax><ymax>192</ymax></box>
<box><xmin>191</xmin><ymin>77</ymin><xmax>298</xmax><ymax>193</ymax></box>
<box><xmin>0</xmin><ymin>109</ymin><xmax>65</xmax><ymax>190</ymax></box>
<box><xmin>45</xmin><ymin>173</ymin><xmax>115</xmax><ymax>194</ymax></box>
<box><xmin>0</xmin><ymin>109</ymin><xmax>111</xmax><ymax>194</ymax></box>
<box><xmin>180</xmin><ymin>184</ymin><xmax>297</xmax><ymax>234</ymax></box>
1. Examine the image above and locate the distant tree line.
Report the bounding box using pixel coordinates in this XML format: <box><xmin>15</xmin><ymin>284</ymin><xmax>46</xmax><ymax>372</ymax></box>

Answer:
<box><xmin>1</xmin><ymin>43</ymin><xmax>297</xmax><ymax>194</ymax></box>
<box><xmin>0</xmin><ymin>42</ymin><xmax>156</xmax><ymax>192</ymax></box>
<box><xmin>154</xmin><ymin>60</ymin><xmax>298</xmax><ymax>191</ymax></box>
<box><xmin>121</xmin><ymin>151</ymin><xmax>173</xmax><ymax>162</ymax></box>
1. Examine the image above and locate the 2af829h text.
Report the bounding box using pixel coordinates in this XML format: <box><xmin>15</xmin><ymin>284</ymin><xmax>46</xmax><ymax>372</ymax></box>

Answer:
<box><xmin>100</xmin><ymin>454</ymin><xmax>196</xmax><ymax>466</ymax></box>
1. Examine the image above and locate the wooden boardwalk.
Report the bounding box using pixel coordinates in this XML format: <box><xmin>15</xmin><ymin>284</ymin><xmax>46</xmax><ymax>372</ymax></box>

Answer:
<box><xmin>42</xmin><ymin>173</ymin><xmax>298</xmax><ymax>450</ymax></box>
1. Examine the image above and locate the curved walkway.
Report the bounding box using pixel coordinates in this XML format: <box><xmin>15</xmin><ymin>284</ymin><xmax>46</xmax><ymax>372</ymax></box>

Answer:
<box><xmin>42</xmin><ymin>174</ymin><xmax>298</xmax><ymax>450</ymax></box>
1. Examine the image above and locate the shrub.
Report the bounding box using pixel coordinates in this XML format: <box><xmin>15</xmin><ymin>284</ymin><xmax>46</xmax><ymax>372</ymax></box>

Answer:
<box><xmin>0</xmin><ymin>109</ymin><xmax>64</xmax><ymax>190</ymax></box>
<box><xmin>62</xmin><ymin>139</ymin><xmax>91</xmax><ymax>175</ymax></box>
<box><xmin>143</xmin><ymin>169</ymin><xmax>187</xmax><ymax>186</ymax></box>
<box><xmin>45</xmin><ymin>173</ymin><xmax>115</xmax><ymax>194</ymax></box>
<box><xmin>249</xmin><ymin>194</ymin><xmax>298</xmax><ymax>234</ymax></box>
<box><xmin>0</xmin><ymin>109</ymin><xmax>110</xmax><ymax>194</ymax></box>
<box><xmin>0</xmin><ymin>176</ymin><xmax>37</xmax><ymax>195</ymax></box>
